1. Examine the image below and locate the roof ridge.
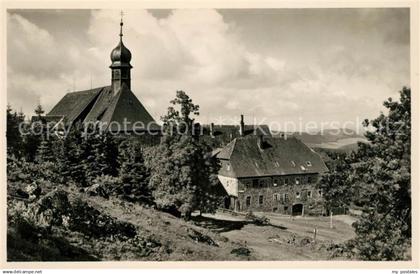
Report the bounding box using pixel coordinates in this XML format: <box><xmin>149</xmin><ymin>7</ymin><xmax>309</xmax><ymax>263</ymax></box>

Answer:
<box><xmin>217</xmin><ymin>135</ymin><xmax>329</xmax><ymax>178</ymax></box>
<box><xmin>66</xmin><ymin>85</ymin><xmax>110</xmax><ymax>95</ymax></box>
<box><xmin>101</xmin><ymin>86</ymin><xmax>123</xmax><ymax>128</ymax></box>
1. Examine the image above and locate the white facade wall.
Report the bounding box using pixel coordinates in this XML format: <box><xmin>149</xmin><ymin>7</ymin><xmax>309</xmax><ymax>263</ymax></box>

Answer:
<box><xmin>217</xmin><ymin>175</ymin><xmax>239</xmax><ymax>197</ymax></box>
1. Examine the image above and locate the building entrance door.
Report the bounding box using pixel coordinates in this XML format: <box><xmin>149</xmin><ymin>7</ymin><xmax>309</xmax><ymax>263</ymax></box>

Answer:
<box><xmin>224</xmin><ymin>197</ymin><xmax>230</xmax><ymax>209</ymax></box>
<box><xmin>292</xmin><ymin>203</ymin><xmax>303</xmax><ymax>216</ymax></box>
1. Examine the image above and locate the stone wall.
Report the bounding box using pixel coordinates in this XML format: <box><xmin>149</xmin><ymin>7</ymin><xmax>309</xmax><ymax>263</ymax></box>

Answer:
<box><xmin>232</xmin><ymin>174</ymin><xmax>325</xmax><ymax>215</ymax></box>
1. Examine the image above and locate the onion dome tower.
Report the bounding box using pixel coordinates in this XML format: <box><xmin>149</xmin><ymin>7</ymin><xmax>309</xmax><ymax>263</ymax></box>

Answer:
<box><xmin>110</xmin><ymin>14</ymin><xmax>132</xmax><ymax>94</ymax></box>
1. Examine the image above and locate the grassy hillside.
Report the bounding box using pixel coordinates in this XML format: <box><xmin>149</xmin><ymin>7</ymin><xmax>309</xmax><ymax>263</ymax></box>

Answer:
<box><xmin>7</xmin><ymin>184</ymin><xmax>356</xmax><ymax>261</ymax></box>
<box><xmin>7</xmin><ymin>186</ymin><xmax>250</xmax><ymax>261</ymax></box>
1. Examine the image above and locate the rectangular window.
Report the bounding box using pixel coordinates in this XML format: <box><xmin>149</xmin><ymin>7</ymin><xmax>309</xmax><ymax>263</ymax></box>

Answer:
<box><xmin>295</xmin><ymin>178</ymin><xmax>300</xmax><ymax>185</ymax></box>
<box><xmin>259</xmin><ymin>180</ymin><xmax>265</xmax><ymax>188</ymax></box>
<box><xmin>308</xmin><ymin>176</ymin><xmax>313</xmax><ymax>183</ymax></box>
<box><xmin>284</xmin><ymin>193</ymin><xmax>289</xmax><ymax>202</ymax></box>
<box><xmin>318</xmin><ymin>190</ymin><xmax>323</xmax><ymax>197</ymax></box>
<box><xmin>246</xmin><ymin>196</ymin><xmax>251</xmax><ymax>207</ymax></box>
<box><xmin>252</xmin><ymin>179</ymin><xmax>259</xmax><ymax>188</ymax></box>
<box><xmin>307</xmin><ymin>191</ymin><xmax>312</xmax><ymax>198</ymax></box>
<box><xmin>285</xmin><ymin>178</ymin><xmax>289</xmax><ymax>184</ymax></box>
<box><xmin>273</xmin><ymin>193</ymin><xmax>280</xmax><ymax>201</ymax></box>
<box><xmin>296</xmin><ymin>192</ymin><xmax>301</xmax><ymax>198</ymax></box>
<box><xmin>259</xmin><ymin>195</ymin><xmax>264</xmax><ymax>205</ymax></box>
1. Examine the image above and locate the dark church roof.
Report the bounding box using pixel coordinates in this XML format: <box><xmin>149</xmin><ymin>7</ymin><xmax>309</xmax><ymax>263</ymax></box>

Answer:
<box><xmin>47</xmin><ymin>84</ymin><xmax>159</xmax><ymax>131</ymax></box>
<box><xmin>48</xmin><ymin>86</ymin><xmax>104</xmax><ymax>124</ymax></box>
<box><xmin>216</xmin><ymin>136</ymin><xmax>328</xmax><ymax>178</ymax></box>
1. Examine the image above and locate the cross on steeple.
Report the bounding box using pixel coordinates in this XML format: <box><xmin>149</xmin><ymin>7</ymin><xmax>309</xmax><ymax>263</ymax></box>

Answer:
<box><xmin>120</xmin><ymin>10</ymin><xmax>124</xmax><ymax>39</ymax></box>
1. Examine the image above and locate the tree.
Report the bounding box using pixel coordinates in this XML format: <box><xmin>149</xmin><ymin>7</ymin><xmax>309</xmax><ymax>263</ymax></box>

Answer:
<box><xmin>34</xmin><ymin>104</ymin><xmax>45</xmax><ymax>117</ymax></box>
<box><xmin>348</xmin><ymin>87</ymin><xmax>411</xmax><ymax>260</ymax></box>
<box><xmin>317</xmin><ymin>151</ymin><xmax>353</xmax><ymax>213</ymax></box>
<box><xmin>82</xmin><ymin>125</ymin><xmax>119</xmax><ymax>183</ymax></box>
<box><xmin>6</xmin><ymin>105</ymin><xmax>24</xmax><ymax>157</ymax></box>
<box><xmin>117</xmin><ymin>140</ymin><xmax>152</xmax><ymax>203</ymax></box>
<box><xmin>146</xmin><ymin>91</ymin><xmax>222</xmax><ymax>219</ymax></box>
<box><xmin>35</xmin><ymin>134</ymin><xmax>60</xmax><ymax>164</ymax></box>
<box><xmin>22</xmin><ymin>104</ymin><xmax>46</xmax><ymax>161</ymax></box>
<box><xmin>56</xmin><ymin>125</ymin><xmax>87</xmax><ymax>185</ymax></box>
<box><xmin>161</xmin><ymin>90</ymin><xmax>200</xmax><ymax>136</ymax></box>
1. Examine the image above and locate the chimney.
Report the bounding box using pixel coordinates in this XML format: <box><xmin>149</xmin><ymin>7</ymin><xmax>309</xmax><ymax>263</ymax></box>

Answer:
<box><xmin>210</xmin><ymin>123</ymin><xmax>215</xmax><ymax>138</ymax></box>
<box><xmin>239</xmin><ymin>114</ymin><xmax>245</xmax><ymax>136</ymax></box>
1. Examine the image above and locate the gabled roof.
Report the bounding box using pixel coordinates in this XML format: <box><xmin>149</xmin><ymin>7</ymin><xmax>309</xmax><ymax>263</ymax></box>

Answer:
<box><xmin>217</xmin><ymin>136</ymin><xmax>328</xmax><ymax>178</ymax></box>
<box><xmin>46</xmin><ymin>84</ymin><xmax>159</xmax><ymax>132</ymax></box>
<box><xmin>83</xmin><ymin>86</ymin><xmax>114</xmax><ymax>123</ymax></box>
<box><xmin>101</xmin><ymin>83</ymin><xmax>160</xmax><ymax>131</ymax></box>
<box><xmin>47</xmin><ymin>86</ymin><xmax>105</xmax><ymax>124</ymax></box>
<box><xmin>216</xmin><ymin>139</ymin><xmax>236</xmax><ymax>159</ymax></box>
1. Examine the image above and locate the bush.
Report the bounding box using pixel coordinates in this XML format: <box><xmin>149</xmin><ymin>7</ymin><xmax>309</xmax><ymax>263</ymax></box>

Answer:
<box><xmin>231</xmin><ymin>247</ymin><xmax>251</xmax><ymax>257</ymax></box>
<box><xmin>245</xmin><ymin>211</ymin><xmax>270</xmax><ymax>226</ymax></box>
<box><xmin>85</xmin><ymin>175</ymin><xmax>119</xmax><ymax>199</ymax></box>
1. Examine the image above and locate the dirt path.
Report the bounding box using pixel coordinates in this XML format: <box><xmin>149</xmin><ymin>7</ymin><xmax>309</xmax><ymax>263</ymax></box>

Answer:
<box><xmin>203</xmin><ymin>212</ymin><xmax>356</xmax><ymax>260</ymax></box>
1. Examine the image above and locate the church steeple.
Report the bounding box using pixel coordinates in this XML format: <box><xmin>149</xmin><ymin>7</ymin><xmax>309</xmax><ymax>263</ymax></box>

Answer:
<box><xmin>110</xmin><ymin>12</ymin><xmax>132</xmax><ymax>95</ymax></box>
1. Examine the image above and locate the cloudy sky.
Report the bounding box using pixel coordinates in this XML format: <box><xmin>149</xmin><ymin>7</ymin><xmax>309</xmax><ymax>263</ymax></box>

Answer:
<box><xmin>7</xmin><ymin>8</ymin><xmax>409</xmax><ymax>130</ymax></box>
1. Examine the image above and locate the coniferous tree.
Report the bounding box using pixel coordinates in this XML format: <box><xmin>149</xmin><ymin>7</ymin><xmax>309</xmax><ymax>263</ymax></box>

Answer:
<box><xmin>35</xmin><ymin>136</ymin><xmax>58</xmax><ymax>164</ymax></box>
<box><xmin>118</xmin><ymin>140</ymin><xmax>151</xmax><ymax>203</ymax></box>
<box><xmin>6</xmin><ymin>105</ymin><xmax>24</xmax><ymax>157</ymax></box>
<box><xmin>23</xmin><ymin>104</ymin><xmax>46</xmax><ymax>161</ymax></box>
<box><xmin>82</xmin><ymin>124</ymin><xmax>119</xmax><ymax>183</ymax></box>
<box><xmin>57</xmin><ymin>125</ymin><xmax>86</xmax><ymax>185</ymax></box>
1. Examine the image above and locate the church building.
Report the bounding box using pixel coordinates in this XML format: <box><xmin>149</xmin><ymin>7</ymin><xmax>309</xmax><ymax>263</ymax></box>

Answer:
<box><xmin>45</xmin><ymin>18</ymin><xmax>160</xmax><ymax>142</ymax></box>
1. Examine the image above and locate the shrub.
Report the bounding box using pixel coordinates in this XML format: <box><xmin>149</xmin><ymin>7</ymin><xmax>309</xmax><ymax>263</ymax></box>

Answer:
<box><xmin>245</xmin><ymin>211</ymin><xmax>270</xmax><ymax>226</ymax></box>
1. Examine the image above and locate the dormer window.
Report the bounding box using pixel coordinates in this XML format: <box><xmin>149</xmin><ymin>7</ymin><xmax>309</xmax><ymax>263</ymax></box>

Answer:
<box><xmin>291</xmin><ymin>161</ymin><xmax>296</xmax><ymax>167</ymax></box>
<box><xmin>254</xmin><ymin>162</ymin><xmax>259</xmax><ymax>168</ymax></box>
<box><xmin>306</xmin><ymin>161</ymin><xmax>312</xmax><ymax>167</ymax></box>
<box><xmin>274</xmin><ymin>161</ymin><xmax>280</xmax><ymax>167</ymax></box>
<box><xmin>300</xmin><ymin>165</ymin><xmax>306</xmax><ymax>171</ymax></box>
<box><xmin>226</xmin><ymin>163</ymin><xmax>231</xmax><ymax>171</ymax></box>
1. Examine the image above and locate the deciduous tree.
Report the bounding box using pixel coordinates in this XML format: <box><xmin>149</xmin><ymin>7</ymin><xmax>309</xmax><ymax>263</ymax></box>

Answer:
<box><xmin>348</xmin><ymin>87</ymin><xmax>411</xmax><ymax>260</ymax></box>
<box><xmin>146</xmin><ymin>91</ymin><xmax>222</xmax><ymax>219</ymax></box>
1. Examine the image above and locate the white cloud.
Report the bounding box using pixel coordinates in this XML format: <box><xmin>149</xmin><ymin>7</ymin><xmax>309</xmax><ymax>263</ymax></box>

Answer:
<box><xmin>7</xmin><ymin>9</ymin><xmax>409</xmax><ymax>131</ymax></box>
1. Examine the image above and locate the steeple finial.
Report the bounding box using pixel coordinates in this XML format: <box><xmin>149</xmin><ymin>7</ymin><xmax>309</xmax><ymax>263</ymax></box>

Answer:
<box><xmin>119</xmin><ymin>10</ymin><xmax>124</xmax><ymax>39</ymax></box>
